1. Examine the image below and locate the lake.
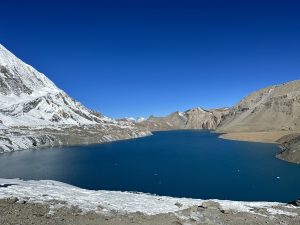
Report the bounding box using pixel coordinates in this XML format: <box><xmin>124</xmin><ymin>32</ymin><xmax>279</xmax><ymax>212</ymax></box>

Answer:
<box><xmin>0</xmin><ymin>130</ymin><xmax>299</xmax><ymax>202</ymax></box>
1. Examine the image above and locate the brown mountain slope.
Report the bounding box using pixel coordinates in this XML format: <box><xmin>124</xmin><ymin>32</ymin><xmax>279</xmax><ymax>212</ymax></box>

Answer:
<box><xmin>216</xmin><ymin>80</ymin><xmax>300</xmax><ymax>163</ymax></box>
<box><xmin>217</xmin><ymin>80</ymin><xmax>300</xmax><ymax>133</ymax></box>
<box><xmin>136</xmin><ymin>108</ymin><xmax>230</xmax><ymax>131</ymax></box>
<box><xmin>134</xmin><ymin>80</ymin><xmax>300</xmax><ymax>163</ymax></box>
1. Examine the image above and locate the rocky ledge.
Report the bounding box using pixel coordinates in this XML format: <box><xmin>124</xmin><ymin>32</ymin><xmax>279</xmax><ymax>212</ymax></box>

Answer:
<box><xmin>277</xmin><ymin>133</ymin><xmax>300</xmax><ymax>164</ymax></box>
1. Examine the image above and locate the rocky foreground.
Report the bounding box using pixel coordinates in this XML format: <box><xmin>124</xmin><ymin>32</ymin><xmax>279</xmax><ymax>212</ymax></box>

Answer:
<box><xmin>1</xmin><ymin>200</ymin><xmax>300</xmax><ymax>225</ymax></box>
<box><xmin>0</xmin><ymin>179</ymin><xmax>299</xmax><ymax>225</ymax></box>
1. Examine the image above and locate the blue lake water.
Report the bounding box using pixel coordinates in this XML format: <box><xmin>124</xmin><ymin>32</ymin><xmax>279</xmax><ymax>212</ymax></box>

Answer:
<box><xmin>0</xmin><ymin>130</ymin><xmax>299</xmax><ymax>202</ymax></box>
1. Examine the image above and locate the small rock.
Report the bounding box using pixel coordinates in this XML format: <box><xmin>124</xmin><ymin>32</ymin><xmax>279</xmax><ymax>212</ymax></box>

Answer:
<box><xmin>190</xmin><ymin>205</ymin><xmax>202</xmax><ymax>212</ymax></box>
<box><xmin>288</xmin><ymin>199</ymin><xmax>300</xmax><ymax>207</ymax></box>
<box><xmin>33</xmin><ymin>213</ymin><xmax>44</xmax><ymax>217</ymax></box>
<box><xmin>201</xmin><ymin>201</ymin><xmax>221</xmax><ymax>210</ymax></box>
<box><xmin>97</xmin><ymin>205</ymin><xmax>104</xmax><ymax>210</ymax></box>
<box><xmin>127</xmin><ymin>215</ymin><xmax>134</xmax><ymax>221</ymax></box>
<box><xmin>135</xmin><ymin>211</ymin><xmax>145</xmax><ymax>216</ymax></box>
<box><xmin>188</xmin><ymin>218</ymin><xmax>198</xmax><ymax>223</ymax></box>
<box><xmin>172</xmin><ymin>221</ymin><xmax>183</xmax><ymax>225</ymax></box>
<box><xmin>221</xmin><ymin>209</ymin><xmax>231</xmax><ymax>214</ymax></box>
<box><xmin>18</xmin><ymin>200</ymin><xmax>27</xmax><ymax>204</ymax></box>
<box><xmin>175</xmin><ymin>202</ymin><xmax>183</xmax><ymax>208</ymax></box>
<box><xmin>71</xmin><ymin>205</ymin><xmax>82</xmax><ymax>214</ymax></box>
<box><xmin>257</xmin><ymin>208</ymin><xmax>268</xmax><ymax>214</ymax></box>
<box><xmin>7</xmin><ymin>197</ymin><xmax>18</xmax><ymax>204</ymax></box>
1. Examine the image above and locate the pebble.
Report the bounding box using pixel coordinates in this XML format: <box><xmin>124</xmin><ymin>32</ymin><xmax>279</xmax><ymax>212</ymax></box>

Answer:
<box><xmin>19</xmin><ymin>200</ymin><xmax>27</xmax><ymax>204</ymax></box>
<box><xmin>7</xmin><ymin>197</ymin><xmax>18</xmax><ymax>204</ymax></box>
<box><xmin>221</xmin><ymin>209</ymin><xmax>231</xmax><ymax>214</ymax></box>
<box><xmin>201</xmin><ymin>201</ymin><xmax>221</xmax><ymax>210</ymax></box>
<box><xmin>175</xmin><ymin>202</ymin><xmax>183</xmax><ymax>208</ymax></box>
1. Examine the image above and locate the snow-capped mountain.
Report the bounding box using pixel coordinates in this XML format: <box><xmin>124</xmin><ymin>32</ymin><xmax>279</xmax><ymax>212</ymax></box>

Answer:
<box><xmin>0</xmin><ymin>44</ymin><xmax>150</xmax><ymax>152</ymax></box>
<box><xmin>0</xmin><ymin>44</ymin><xmax>117</xmax><ymax>127</ymax></box>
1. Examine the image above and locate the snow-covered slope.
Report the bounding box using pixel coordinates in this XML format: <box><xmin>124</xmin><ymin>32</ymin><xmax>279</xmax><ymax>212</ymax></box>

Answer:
<box><xmin>0</xmin><ymin>44</ymin><xmax>150</xmax><ymax>152</ymax></box>
<box><xmin>0</xmin><ymin>44</ymin><xmax>115</xmax><ymax>127</ymax></box>
<box><xmin>0</xmin><ymin>178</ymin><xmax>296</xmax><ymax>216</ymax></box>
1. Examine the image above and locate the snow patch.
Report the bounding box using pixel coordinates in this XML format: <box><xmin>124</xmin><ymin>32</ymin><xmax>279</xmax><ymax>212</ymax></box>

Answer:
<box><xmin>0</xmin><ymin>178</ymin><xmax>296</xmax><ymax>217</ymax></box>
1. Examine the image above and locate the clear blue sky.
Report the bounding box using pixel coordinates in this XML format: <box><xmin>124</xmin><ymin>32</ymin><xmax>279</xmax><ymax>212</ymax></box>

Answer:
<box><xmin>1</xmin><ymin>0</ymin><xmax>300</xmax><ymax>118</ymax></box>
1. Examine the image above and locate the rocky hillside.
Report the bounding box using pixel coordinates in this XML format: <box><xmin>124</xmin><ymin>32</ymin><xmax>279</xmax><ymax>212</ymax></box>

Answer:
<box><xmin>136</xmin><ymin>107</ymin><xmax>230</xmax><ymax>131</ymax></box>
<box><xmin>217</xmin><ymin>80</ymin><xmax>300</xmax><ymax>133</ymax></box>
<box><xmin>277</xmin><ymin>133</ymin><xmax>300</xmax><ymax>163</ymax></box>
<box><xmin>215</xmin><ymin>80</ymin><xmax>300</xmax><ymax>164</ymax></box>
<box><xmin>0</xmin><ymin>44</ymin><xmax>150</xmax><ymax>152</ymax></box>
<box><xmin>133</xmin><ymin>80</ymin><xmax>300</xmax><ymax>164</ymax></box>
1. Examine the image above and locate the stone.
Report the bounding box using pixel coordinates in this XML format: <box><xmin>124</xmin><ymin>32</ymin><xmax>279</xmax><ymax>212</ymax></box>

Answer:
<box><xmin>175</xmin><ymin>202</ymin><xmax>183</xmax><ymax>208</ymax></box>
<box><xmin>288</xmin><ymin>199</ymin><xmax>300</xmax><ymax>207</ymax></box>
<box><xmin>201</xmin><ymin>201</ymin><xmax>221</xmax><ymax>210</ymax></box>
<box><xmin>7</xmin><ymin>197</ymin><xmax>18</xmax><ymax>204</ymax></box>
<box><xmin>18</xmin><ymin>200</ymin><xmax>27</xmax><ymax>204</ymax></box>
<box><xmin>221</xmin><ymin>209</ymin><xmax>231</xmax><ymax>214</ymax></box>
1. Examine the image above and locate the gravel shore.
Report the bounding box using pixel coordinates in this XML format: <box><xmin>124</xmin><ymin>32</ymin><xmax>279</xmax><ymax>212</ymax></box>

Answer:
<box><xmin>219</xmin><ymin>131</ymin><xmax>294</xmax><ymax>143</ymax></box>
<box><xmin>1</xmin><ymin>198</ymin><xmax>299</xmax><ymax>225</ymax></box>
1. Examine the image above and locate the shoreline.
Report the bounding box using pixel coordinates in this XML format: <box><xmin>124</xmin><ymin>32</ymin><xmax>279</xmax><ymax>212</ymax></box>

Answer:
<box><xmin>0</xmin><ymin>178</ymin><xmax>299</xmax><ymax>225</ymax></box>
<box><xmin>218</xmin><ymin>131</ymin><xmax>300</xmax><ymax>164</ymax></box>
<box><xmin>0</xmin><ymin>132</ymin><xmax>299</xmax><ymax>224</ymax></box>
<box><xmin>218</xmin><ymin>131</ymin><xmax>294</xmax><ymax>144</ymax></box>
<box><xmin>0</xmin><ymin>126</ymin><xmax>152</xmax><ymax>154</ymax></box>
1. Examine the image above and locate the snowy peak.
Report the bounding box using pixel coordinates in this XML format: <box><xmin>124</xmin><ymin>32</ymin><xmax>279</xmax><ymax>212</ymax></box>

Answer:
<box><xmin>0</xmin><ymin>44</ymin><xmax>125</xmax><ymax>127</ymax></box>
<box><xmin>0</xmin><ymin>44</ymin><xmax>150</xmax><ymax>153</ymax></box>
<box><xmin>0</xmin><ymin>44</ymin><xmax>57</xmax><ymax>97</ymax></box>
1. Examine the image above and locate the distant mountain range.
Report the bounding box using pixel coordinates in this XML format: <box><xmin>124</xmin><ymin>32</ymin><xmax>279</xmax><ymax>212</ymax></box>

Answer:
<box><xmin>132</xmin><ymin>80</ymin><xmax>300</xmax><ymax>134</ymax></box>
<box><xmin>217</xmin><ymin>80</ymin><xmax>300</xmax><ymax>132</ymax></box>
<box><xmin>0</xmin><ymin>44</ymin><xmax>150</xmax><ymax>152</ymax></box>
<box><xmin>133</xmin><ymin>107</ymin><xmax>230</xmax><ymax>131</ymax></box>
<box><xmin>131</xmin><ymin>80</ymin><xmax>300</xmax><ymax>163</ymax></box>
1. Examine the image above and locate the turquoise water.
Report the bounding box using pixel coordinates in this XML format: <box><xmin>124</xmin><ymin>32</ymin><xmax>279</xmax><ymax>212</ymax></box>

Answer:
<box><xmin>0</xmin><ymin>130</ymin><xmax>299</xmax><ymax>202</ymax></box>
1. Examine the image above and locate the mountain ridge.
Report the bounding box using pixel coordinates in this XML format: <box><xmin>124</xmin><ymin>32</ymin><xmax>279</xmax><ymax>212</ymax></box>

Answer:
<box><xmin>133</xmin><ymin>107</ymin><xmax>231</xmax><ymax>131</ymax></box>
<box><xmin>0</xmin><ymin>44</ymin><xmax>113</xmax><ymax>127</ymax></box>
<box><xmin>132</xmin><ymin>80</ymin><xmax>300</xmax><ymax>163</ymax></box>
<box><xmin>0</xmin><ymin>44</ymin><xmax>150</xmax><ymax>152</ymax></box>
<box><xmin>217</xmin><ymin>79</ymin><xmax>300</xmax><ymax>132</ymax></box>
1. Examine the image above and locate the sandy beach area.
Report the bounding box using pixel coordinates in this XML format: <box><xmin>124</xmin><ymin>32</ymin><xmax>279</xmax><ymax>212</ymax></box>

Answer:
<box><xmin>219</xmin><ymin>131</ymin><xmax>294</xmax><ymax>143</ymax></box>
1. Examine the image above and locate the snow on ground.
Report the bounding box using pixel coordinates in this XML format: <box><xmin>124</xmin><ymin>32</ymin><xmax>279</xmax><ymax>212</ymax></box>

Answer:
<box><xmin>0</xmin><ymin>178</ymin><xmax>296</xmax><ymax>216</ymax></box>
